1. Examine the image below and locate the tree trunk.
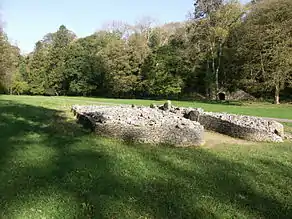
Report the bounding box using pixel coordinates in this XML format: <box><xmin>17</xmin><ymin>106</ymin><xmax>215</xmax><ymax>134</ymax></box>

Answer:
<box><xmin>274</xmin><ymin>84</ymin><xmax>280</xmax><ymax>104</ymax></box>
<box><xmin>210</xmin><ymin>45</ymin><xmax>217</xmax><ymax>100</ymax></box>
<box><xmin>205</xmin><ymin>60</ymin><xmax>210</xmax><ymax>98</ymax></box>
<box><xmin>212</xmin><ymin>58</ymin><xmax>218</xmax><ymax>100</ymax></box>
<box><xmin>215</xmin><ymin>43</ymin><xmax>223</xmax><ymax>97</ymax></box>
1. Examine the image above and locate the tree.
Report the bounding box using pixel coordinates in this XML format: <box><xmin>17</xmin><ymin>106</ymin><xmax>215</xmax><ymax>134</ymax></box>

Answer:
<box><xmin>0</xmin><ymin>35</ymin><xmax>21</xmax><ymax>93</ymax></box>
<box><xmin>188</xmin><ymin>0</ymin><xmax>244</xmax><ymax>98</ymax></box>
<box><xmin>46</xmin><ymin>25</ymin><xmax>76</xmax><ymax>95</ymax></box>
<box><xmin>194</xmin><ymin>0</ymin><xmax>224</xmax><ymax>19</ymax></box>
<box><xmin>64</xmin><ymin>36</ymin><xmax>108</xmax><ymax>96</ymax></box>
<box><xmin>133</xmin><ymin>17</ymin><xmax>157</xmax><ymax>42</ymax></box>
<box><xmin>3</xmin><ymin>2</ymin><xmax>291</xmax><ymax>102</ymax></box>
<box><xmin>11</xmin><ymin>62</ymin><xmax>29</xmax><ymax>95</ymax></box>
<box><xmin>226</xmin><ymin>0</ymin><xmax>292</xmax><ymax>104</ymax></box>
<box><xmin>0</xmin><ymin>20</ymin><xmax>21</xmax><ymax>93</ymax></box>
<box><xmin>101</xmin><ymin>37</ymin><xmax>136</xmax><ymax>97</ymax></box>
<box><xmin>127</xmin><ymin>32</ymin><xmax>151</xmax><ymax>95</ymax></box>
<box><xmin>148</xmin><ymin>22</ymin><xmax>183</xmax><ymax>48</ymax></box>
<box><xmin>27</xmin><ymin>41</ymin><xmax>49</xmax><ymax>94</ymax></box>
<box><xmin>0</xmin><ymin>28</ymin><xmax>9</xmax><ymax>90</ymax></box>
<box><xmin>102</xmin><ymin>20</ymin><xmax>131</xmax><ymax>39</ymax></box>
<box><xmin>140</xmin><ymin>39</ymin><xmax>187</xmax><ymax>98</ymax></box>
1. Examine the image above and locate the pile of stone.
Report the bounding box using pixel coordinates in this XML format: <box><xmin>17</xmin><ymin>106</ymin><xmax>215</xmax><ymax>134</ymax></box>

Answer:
<box><xmin>183</xmin><ymin>109</ymin><xmax>284</xmax><ymax>142</ymax></box>
<box><xmin>71</xmin><ymin>105</ymin><xmax>205</xmax><ymax>147</ymax></box>
<box><xmin>155</xmin><ymin>103</ymin><xmax>284</xmax><ymax>142</ymax></box>
<box><xmin>284</xmin><ymin>133</ymin><xmax>292</xmax><ymax>141</ymax></box>
<box><xmin>72</xmin><ymin>100</ymin><xmax>285</xmax><ymax>146</ymax></box>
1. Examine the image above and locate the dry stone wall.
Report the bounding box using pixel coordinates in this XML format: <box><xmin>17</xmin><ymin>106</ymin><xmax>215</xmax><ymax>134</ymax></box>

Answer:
<box><xmin>72</xmin><ymin>101</ymin><xmax>285</xmax><ymax>145</ymax></box>
<box><xmin>72</xmin><ymin>105</ymin><xmax>205</xmax><ymax>147</ymax></box>
<box><xmin>191</xmin><ymin>111</ymin><xmax>283</xmax><ymax>142</ymax></box>
<box><xmin>173</xmin><ymin>108</ymin><xmax>284</xmax><ymax>143</ymax></box>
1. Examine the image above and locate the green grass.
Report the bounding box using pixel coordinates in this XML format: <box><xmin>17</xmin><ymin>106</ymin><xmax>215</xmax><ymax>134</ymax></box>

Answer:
<box><xmin>283</xmin><ymin>123</ymin><xmax>292</xmax><ymax>134</ymax></box>
<box><xmin>65</xmin><ymin>96</ymin><xmax>292</xmax><ymax>119</ymax></box>
<box><xmin>2</xmin><ymin>95</ymin><xmax>292</xmax><ymax>119</ymax></box>
<box><xmin>0</xmin><ymin>95</ymin><xmax>292</xmax><ymax>218</ymax></box>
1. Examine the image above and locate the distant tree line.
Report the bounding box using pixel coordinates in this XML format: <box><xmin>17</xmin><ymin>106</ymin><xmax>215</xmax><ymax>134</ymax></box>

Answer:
<box><xmin>0</xmin><ymin>0</ymin><xmax>291</xmax><ymax>103</ymax></box>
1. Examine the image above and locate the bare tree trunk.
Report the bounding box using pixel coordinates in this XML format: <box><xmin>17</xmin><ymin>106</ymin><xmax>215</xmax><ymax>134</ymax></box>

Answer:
<box><xmin>210</xmin><ymin>44</ymin><xmax>217</xmax><ymax>100</ymax></box>
<box><xmin>205</xmin><ymin>60</ymin><xmax>213</xmax><ymax>100</ymax></box>
<box><xmin>212</xmin><ymin>57</ymin><xmax>217</xmax><ymax>100</ymax></box>
<box><xmin>206</xmin><ymin>60</ymin><xmax>210</xmax><ymax>98</ymax></box>
<box><xmin>215</xmin><ymin>43</ymin><xmax>223</xmax><ymax>96</ymax></box>
<box><xmin>274</xmin><ymin>84</ymin><xmax>280</xmax><ymax>104</ymax></box>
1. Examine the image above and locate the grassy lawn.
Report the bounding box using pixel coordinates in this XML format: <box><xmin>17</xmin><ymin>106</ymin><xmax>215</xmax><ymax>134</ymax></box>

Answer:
<box><xmin>65</xmin><ymin>96</ymin><xmax>292</xmax><ymax>119</ymax></box>
<box><xmin>2</xmin><ymin>95</ymin><xmax>292</xmax><ymax>120</ymax></box>
<box><xmin>284</xmin><ymin>123</ymin><xmax>292</xmax><ymax>134</ymax></box>
<box><xmin>0</xmin><ymin>95</ymin><xmax>292</xmax><ymax>218</ymax></box>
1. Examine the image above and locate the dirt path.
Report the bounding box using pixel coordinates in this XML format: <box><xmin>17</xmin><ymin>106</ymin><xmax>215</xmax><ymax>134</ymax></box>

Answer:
<box><xmin>204</xmin><ymin>131</ymin><xmax>255</xmax><ymax>147</ymax></box>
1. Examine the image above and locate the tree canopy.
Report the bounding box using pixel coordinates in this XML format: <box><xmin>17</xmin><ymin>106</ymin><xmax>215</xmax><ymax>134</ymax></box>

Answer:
<box><xmin>1</xmin><ymin>0</ymin><xmax>291</xmax><ymax>103</ymax></box>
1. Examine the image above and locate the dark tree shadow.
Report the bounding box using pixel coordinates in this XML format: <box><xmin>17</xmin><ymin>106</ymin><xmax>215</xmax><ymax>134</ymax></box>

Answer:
<box><xmin>191</xmin><ymin>99</ymin><xmax>243</xmax><ymax>106</ymax></box>
<box><xmin>0</xmin><ymin>99</ymin><xmax>291</xmax><ymax>218</ymax></box>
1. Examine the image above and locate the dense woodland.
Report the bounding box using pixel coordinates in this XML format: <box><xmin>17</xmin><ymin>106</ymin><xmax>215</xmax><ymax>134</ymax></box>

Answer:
<box><xmin>0</xmin><ymin>0</ymin><xmax>292</xmax><ymax>103</ymax></box>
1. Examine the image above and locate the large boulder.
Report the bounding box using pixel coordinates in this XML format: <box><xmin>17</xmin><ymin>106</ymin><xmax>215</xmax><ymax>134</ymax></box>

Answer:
<box><xmin>185</xmin><ymin>108</ymin><xmax>204</xmax><ymax>122</ymax></box>
<box><xmin>72</xmin><ymin>105</ymin><xmax>205</xmax><ymax>147</ymax></box>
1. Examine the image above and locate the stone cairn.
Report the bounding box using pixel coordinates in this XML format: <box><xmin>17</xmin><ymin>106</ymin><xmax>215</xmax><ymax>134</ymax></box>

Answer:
<box><xmin>72</xmin><ymin>101</ymin><xmax>285</xmax><ymax>146</ymax></box>
<box><xmin>71</xmin><ymin>104</ymin><xmax>205</xmax><ymax>147</ymax></box>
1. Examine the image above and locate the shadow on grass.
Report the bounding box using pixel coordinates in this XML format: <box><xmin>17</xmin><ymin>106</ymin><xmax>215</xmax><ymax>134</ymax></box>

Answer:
<box><xmin>89</xmin><ymin>96</ymin><xmax>244</xmax><ymax>106</ymax></box>
<box><xmin>189</xmin><ymin>99</ymin><xmax>244</xmax><ymax>106</ymax></box>
<box><xmin>0</xmin><ymin>99</ymin><xmax>291</xmax><ymax>218</ymax></box>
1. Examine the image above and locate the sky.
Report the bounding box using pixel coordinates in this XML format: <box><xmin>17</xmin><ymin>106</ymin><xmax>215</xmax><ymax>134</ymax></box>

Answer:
<box><xmin>2</xmin><ymin>0</ymin><xmax>249</xmax><ymax>54</ymax></box>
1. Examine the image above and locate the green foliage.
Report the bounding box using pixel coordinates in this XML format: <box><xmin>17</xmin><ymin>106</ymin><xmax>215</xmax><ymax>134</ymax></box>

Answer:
<box><xmin>140</xmin><ymin>44</ymin><xmax>186</xmax><ymax>97</ymax></box>
<box><xmin>188</xmin><ymin>0</ymin><xmax>244</xmax><ymax>97</ymax></box>
<box><xmin>194</xmin><ymin>0</ymin><xmax>224</xmax><ymax>18</ymax></box>
<box><xmin>11</xmin><ymin>75</ymin><xmax>29</xmax><ymax>95</ymax></box>
<box><xmin>102</xmin><ymin>37</ymin><xmax>135</xmax><ymax>97</ymax></box>
<box><xmin>1</xmin><ymin>1</ymin><xmax>292</xmax><ymax>103</ymax></box>
<box><xmin>226</xmin><ymin>0</ymin><xmax>292</xmax><ymax>103</ymax></box>
<box><xmin>0</xmin><ymin>29</ymin><xmax>7</xmax><ymax>85</ymax></box>
<box><xmin>27</xmin><ymin>41</ymin><xmax>49</xmax><ymax>95</ymax></box>
<box><xmin>11</xmin><ymin>62</ymin><xmax>29</xmax><ymax>94</ymax></box>
<box><xmin>65</xmin><ymin>39</ymin><xmax>107</xmax><ymax>96</ymax></box>
<box><xmin>46</xmin><ymin>25</ymin><xmax>76</xmax><ymax>95</ymax></box>
<box><xmin>0</xmin><ymin>28</ymin><xmax>21</xmax><ymax>93</ymax></box>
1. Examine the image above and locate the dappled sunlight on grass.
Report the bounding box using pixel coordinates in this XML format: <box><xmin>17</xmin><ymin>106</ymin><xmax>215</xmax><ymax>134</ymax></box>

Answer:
<box><xmin>10</xmin><ymin>143</ymin><xmax>58</xmax><ymax>168</ymax></box>
<box><xmin>284</xmin><ymin>123</ymin><xmax>292</xmax><ymax>134</ymax></box>
<box><xmin>2</xmin><ymin>188</ymin><xmax>80</xmax><ymax>219</ymax></box>
<box><xmin>0</xmin><ymin>96</ymin><xmax>292</xmax><ymax>218</ymax></box>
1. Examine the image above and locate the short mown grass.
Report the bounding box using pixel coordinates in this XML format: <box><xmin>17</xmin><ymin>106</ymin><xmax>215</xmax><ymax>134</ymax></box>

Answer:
<box><xmin>64</xmin><ymin>96</ymin><xmax>292</xmax><ymax>119</ymax></box>
<box><xmin>0</xmin><ymin>95</ymin><xmax>292</xmax><ymax>218</ymax></box>
<box><xmin>2</xmin><ymin>95</ymin><xmax>292</xmax><ymax>119</ymax></box>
